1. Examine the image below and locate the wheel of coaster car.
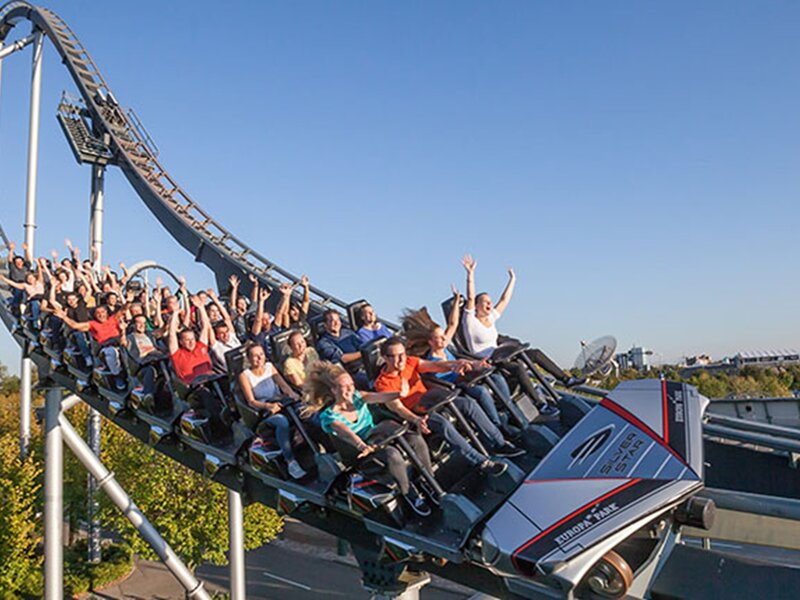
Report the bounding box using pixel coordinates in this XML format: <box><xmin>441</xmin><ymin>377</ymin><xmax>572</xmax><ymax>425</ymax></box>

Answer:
<box><xmin>582</xmin><ymin>550</ymin><xmax>634</xmax><ymax>599</ymax></box>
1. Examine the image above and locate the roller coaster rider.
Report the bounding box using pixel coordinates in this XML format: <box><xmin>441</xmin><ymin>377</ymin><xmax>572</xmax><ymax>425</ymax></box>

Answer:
<box><xmin>274</xmin><ymin>275</ymin><xmax>312</xmax><ymax>335</ymax></box>
<box><xmin>374</xmin><ymin>337</ymin><xmax>522</xmax><ymax>475</ymax></box>
<box><xmin>167</xmin><ymin>297</ymin><xmax>227</xmax><ymax>439</ymax></box>
<box><xmin>54</xmin><ymin>302</ymin><xmax>126</xmax><ymax>387</ymax></box>
<box><xmin>251</xmin><ymin>286</ymin><xmax>283</xmax><ymax>361</ymax></box>
<box><xmin>306</xmin><ymin>362</ymin><xmax>436</xmax><ymax>518</ymax></box>
<box><xmin>238</xmin><ymin>343</ymin><xmax>307</xmax><ymax>480</ymax></box>
<box><xmin>282</xmin><ymin>329</ymin><xmax>319</xmax><ymax>388</ymax></box>
<box><xmin>356</xmin><ymin>303</ymin><xmax>393</xmax><ymax>345</ymax></box>
<box><xmin>402</xmin><ymin>290</ymin><xmax>517</xmax><ymax>437</ymax></box>
<box><xmin>3</xmin><ymin>240</ymin><xmax>32</xmax><ymax>315</ymax></box>
<box><xmin>461</xmin><ymin>255</ymin><xmax>584</xmax><ymax>415</ymax></box>
<box><xmin>317</xmin><ymin>309</ymin><xmax>369</xmax><ymax>389</ymax></box>
<box><xmin>120</xmin><ymin>313</ymin><xmax>164</xmax><ymax>403</ymax></box>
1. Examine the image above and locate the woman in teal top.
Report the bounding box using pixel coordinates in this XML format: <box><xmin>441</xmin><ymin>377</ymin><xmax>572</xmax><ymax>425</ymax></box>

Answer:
<box><xmin>307</xmin><ymin>361</ymin><xmax>435</xmax><ymax>518</ymax></box>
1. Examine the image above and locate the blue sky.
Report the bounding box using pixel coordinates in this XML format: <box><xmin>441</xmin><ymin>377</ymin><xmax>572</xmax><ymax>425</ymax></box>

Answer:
<box><xmin>1</xmin><ymin>1</ymin><xmax>799</xmax><ymax>373</ymax></box>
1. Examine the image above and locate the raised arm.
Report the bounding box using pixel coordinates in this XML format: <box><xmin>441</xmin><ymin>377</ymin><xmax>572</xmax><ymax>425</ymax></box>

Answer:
<box><xmin>443</xmin><ymin>284</ymin><xmax>462</xmax><ymax>346</ymax></box>
<box><xmin>167</xmin><ymin>309</ymin><xmax>180</xmax><ymax>355</ymax></box>
<box><xmin>119</xmin><ymin>262</ymin><xmax>131</xmax><ymax>285</ymax></box>
<box><xmin>208</xmin><ymin>288</ymin><xmax>233</xmax><ymax>330</ymax></box>
<box><xmin>248</xmin><ymin>273</ymin><xmax>259</xmax><ymax>304</ymax></box>
<box><xmin>47</xmin><ymin>278</ymin><xmax>64</xmax><ymax>312</ymax></box>
<box><xmin>274</xmin><ymin>283</ymin><xmax>293</xmax><ymax>329</ymax></box>
<box><xmin>65</xmin><ymin>238</ymin><xmax>79</xmax><ymax>267</ymax></box>
<box><xmin>462</xmin><ymin>254</ymin><xmax>477</xmax><ymax>310</ymax></box>
<box><xmin>494</xmin><ymin>267</ymin><xmax>516</xmax><ymax>316</ymax></box>
<box><xmin>152</xmin><ymin>286</ymin><xmax>164</xmax><ymax>330</ymax></box>
<box><xmin>228</xmin><ymin>274</ymin><xmax>240</xmax><ymax>314</ymax></box>
<box><xmin>251</xmin><ymin>288</ymin><xmax>270</xmax><ymax>336</ymax></box>
<box><xmin>192</xmin><ymin>295</ymin><xmax>213</xmax><ymax>346</ymax></box>
<box><xmin>22</xmin><ymin>242</ymin><xmax>33</xmax><ymax>265</ymax></box>
<box><xmin>300</xmin><ymin>275</ymin><xmax>311</xmax><ymax>317</ymax></box>
<box><xmin>177</xmin><ymin>277</ymin><xmax>191</xmax><ymax>329</ymax></box>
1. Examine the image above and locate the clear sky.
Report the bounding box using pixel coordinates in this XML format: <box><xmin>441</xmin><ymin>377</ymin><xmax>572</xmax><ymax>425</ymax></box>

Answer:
<box><xmin>1</xmin><ymin>1</ymin><xmax>798</xmax><ymax>373</ymax></box>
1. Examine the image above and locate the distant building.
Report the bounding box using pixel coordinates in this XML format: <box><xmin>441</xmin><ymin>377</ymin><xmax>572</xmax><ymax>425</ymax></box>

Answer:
<box><xmin>616</xmin><ymin>345</ymin><xmax>653</xmax><ymax>372</ymax></box>
<box><xmin>733</xmin><ymin>349</ymin><xmax>800</xmax><ymax>369</ymax></box>
<box><xmin>684</xmin><ymin>354</ymin><xmax>712</xmax><ymax>367</ymax></box>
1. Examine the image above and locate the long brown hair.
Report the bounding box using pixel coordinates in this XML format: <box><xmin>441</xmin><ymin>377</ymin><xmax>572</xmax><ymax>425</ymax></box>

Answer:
<box><xmin>400</xmin><ymin>307</ymin><xmax>439</xmax><ymax>357</ymax></box>
<box><xmin>303</xmin><ymin>361</ymin><xmax>347</xmax><ymax>412</ymax></box>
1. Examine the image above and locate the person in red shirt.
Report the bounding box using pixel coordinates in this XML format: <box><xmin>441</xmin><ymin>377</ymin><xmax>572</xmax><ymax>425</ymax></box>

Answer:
<box><xmin>168</xmin><ymin>295</ymin><xmax>226</xmax><ymax>438</ymax></box>
<box><xmin>55</xmin><ymin>304</ymin><xmax>125</xmax><ymax>387</ymax></box>
<box><xmin>375</xmin><ymin>337</ymin><xmax>522</xmax><ymax>476</ymax></box>
<box><xmin>168</xmin><ymin>295</ymin><xmax>213</xmax><ymax>385</ymax></box>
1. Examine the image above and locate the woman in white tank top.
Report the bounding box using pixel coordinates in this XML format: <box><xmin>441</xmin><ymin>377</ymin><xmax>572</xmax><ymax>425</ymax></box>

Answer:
<box><xmin>460</xmin><ymin>256</ymin><xmax>584</xmax><ymax>414</ymax></box>
<box><xmin>238</xmin><ymin>344</ymin><xmax>307</xmax><ymax>479</ymax></box>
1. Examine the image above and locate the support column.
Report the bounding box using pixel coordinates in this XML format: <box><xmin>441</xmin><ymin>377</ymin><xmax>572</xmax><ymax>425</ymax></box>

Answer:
<box><xmin>59</xmin><ymin>414</ymin><xmax>211</xmax><ymax>600</ymax></box>
<box><xmin>228</xmin><ymin>489</ymin><xmax>246</xmax><ymax>600</ymax></box>
<box><xmin>20</xmin><ymin>29</ymin><xmax>44</xmax><ymax>459</ymax></box>
<box><xmin>87</xmin><ymin>161</ymin><xmax>107</xmax><ymax>563</ymax></box>
<box><xmin>44</xmin><ymin>387</ymin><xmax>64</xmax><ymax>600</ymax></box>
<box><xmin>24</xmin><ymin>28</ymin><xmax>43</xmax><ymax>256</ymax></box>
<box><xmin>86</xmin><ymin>408</ymin><xmax>101</xmax><ymax>563</ymax></box>
<box><xmin>89</xmin><ymin>163</ymin><xmax>105</xmax><ymax>268</ymax></box>
<box><xmin>19</xmin><ymin>358</ymin><xmax>32</xmax><ymax>457</ymax></box>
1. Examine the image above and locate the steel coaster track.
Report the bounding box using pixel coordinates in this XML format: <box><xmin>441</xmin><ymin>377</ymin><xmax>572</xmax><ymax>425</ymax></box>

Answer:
<box><xmin>0</xmin><ymin>1</ymin><xmax>350</xmax><ymax>312</ymax></box>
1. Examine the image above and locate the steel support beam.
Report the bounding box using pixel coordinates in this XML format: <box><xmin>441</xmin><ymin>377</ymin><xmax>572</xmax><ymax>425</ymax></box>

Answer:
<box><xmin>58</xmin><ymin>414</ymin><xmax>211</xmax><ymax>600</ymax></box>
<box><xmin>86</xmin><ymin>407</ymin><xmax>101</xmax><ymax>563</ymax></box>
<box><xmin>0</xmin><ymin>32</ymin><xmax>36</xmax><ymax>60</ymax></box>
<box><xmin>20</xmin><ymin>29</ymin><xmax>44</xmax><ymax>458</ymax></box>
<box><xmin>44</xmin><ymin>387</ymin><xmax>64</xmax><ymax>600</ymax></box>
<box><xmin>24</xmin><ymin>28</ymin><xmax>43</xmax><ymax>256</ymax></box>
<box><xmin>228</xmin><ymin>489</ymin><xmax>246</xmax><ymax>600</ymax></box>
<box><xmin>19</xmin><ymin>356</ymin><xmax>31</xmax><ymax>457</ymax></box>
<box><xmin>87</xmin><ymin>163</ymin><xmax>106</xmax><ymax>563</ymax></box>
<box><xmin>89</xmin><ymin>163</ymin><xmax>105</xmax><ymax>269</ymax></box>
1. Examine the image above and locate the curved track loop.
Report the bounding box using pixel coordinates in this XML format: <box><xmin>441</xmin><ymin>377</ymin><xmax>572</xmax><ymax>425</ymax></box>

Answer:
<box><xmin>0</xmin><ymin>1</ymin><xmax>349</xmax><ymax>311</ymax></box>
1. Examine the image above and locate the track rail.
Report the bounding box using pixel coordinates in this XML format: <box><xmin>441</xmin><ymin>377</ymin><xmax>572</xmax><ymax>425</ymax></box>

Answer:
<box><xmin>0</xmin><ymin>1</ymin><xmax>349</xmax><ymax>311</ymax></box>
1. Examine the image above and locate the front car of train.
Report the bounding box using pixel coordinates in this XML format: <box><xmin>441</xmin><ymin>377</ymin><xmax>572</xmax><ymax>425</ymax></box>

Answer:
<box><xmin>475</xmin><ymin>379</ymin><xmax>714</xmax><ymax>598</ymax></box>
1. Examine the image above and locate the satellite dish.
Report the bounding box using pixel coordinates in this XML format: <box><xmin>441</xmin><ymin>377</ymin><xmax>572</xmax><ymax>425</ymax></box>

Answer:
<box><xmin>575</xmin><ymin>336</ymin><xmax>618</xmax><ymax>377</ymax></box>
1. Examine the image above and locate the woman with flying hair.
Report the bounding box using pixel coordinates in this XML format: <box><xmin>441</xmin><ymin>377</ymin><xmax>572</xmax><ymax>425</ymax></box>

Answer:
<box><xmin>401</xmin><ymin>288</ymin><xmax>516</xmax><ymax>435</ymax></box>
<box><xmin>304</xmin><ymin>361</ymin><xmax>435</xmax><ymax>518</ymax></box>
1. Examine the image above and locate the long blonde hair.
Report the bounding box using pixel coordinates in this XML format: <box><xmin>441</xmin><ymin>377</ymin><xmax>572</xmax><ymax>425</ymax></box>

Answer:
<box><xmin>303</xmin><ymin>361</ymin><xmax>347</xmax><ymax>412</ymax></box>
<box><xmin>400</xmin><ymin>307</ymin><xmax>439</xmax><ymax>357</ymax></box>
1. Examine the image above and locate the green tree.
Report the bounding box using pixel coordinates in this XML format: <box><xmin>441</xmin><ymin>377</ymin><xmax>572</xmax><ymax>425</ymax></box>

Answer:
<box><xmin>98</xmin><ymin>424</ymin><xmax>282</xmax><ymax>569</ymax></box>
<box><xmin>0</xmin><ymin>431</ymin><xmax>42</xmax><ymax>597</ymax></box>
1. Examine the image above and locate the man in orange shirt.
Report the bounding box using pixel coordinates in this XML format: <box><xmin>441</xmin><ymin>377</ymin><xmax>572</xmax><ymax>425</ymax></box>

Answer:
<box><xmin>375</xmin><ymin>337</ymin><xmax>522</xmax><ymax>477</ymax></box>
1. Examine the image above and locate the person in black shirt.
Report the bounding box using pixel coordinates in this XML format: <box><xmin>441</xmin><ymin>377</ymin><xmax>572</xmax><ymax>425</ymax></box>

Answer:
<box><xmin>5</xmin><ymin>241</ymin><xmax>30</xmax><ymax>314</ymax></box>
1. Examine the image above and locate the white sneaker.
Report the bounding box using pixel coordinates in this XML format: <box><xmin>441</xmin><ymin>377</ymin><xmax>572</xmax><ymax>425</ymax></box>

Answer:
<box><xmin>287</xmin><ymin>459</ymin><xmax>306</xmax><ymax>480</ymax></box>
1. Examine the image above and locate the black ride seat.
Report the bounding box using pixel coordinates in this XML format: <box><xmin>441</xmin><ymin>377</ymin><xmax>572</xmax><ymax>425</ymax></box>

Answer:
<box><xmin>346</xmin><ymin>299</ymin><xmax>369</xmax><ymax>332</ymax></box>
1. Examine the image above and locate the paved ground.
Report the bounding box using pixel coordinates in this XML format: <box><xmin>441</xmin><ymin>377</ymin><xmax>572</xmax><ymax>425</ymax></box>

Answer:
<box><xmin>83</xmin><ymin>520</ymin><xmax>472</xmax><ymax>599</ymax></box>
